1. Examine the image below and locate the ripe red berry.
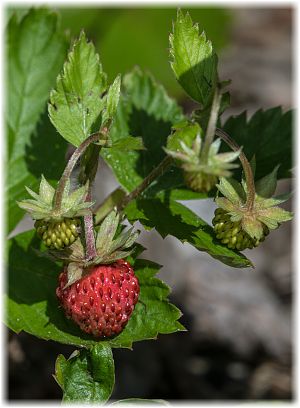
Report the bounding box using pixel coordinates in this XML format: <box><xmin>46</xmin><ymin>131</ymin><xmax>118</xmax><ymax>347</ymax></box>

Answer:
<box><xmin>56</xmin><ymin>259</ymin><xmax>140</xmax><ymax>338</ymax></box>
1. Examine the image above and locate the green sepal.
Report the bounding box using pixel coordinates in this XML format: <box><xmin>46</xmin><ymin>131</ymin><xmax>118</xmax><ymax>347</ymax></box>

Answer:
<box><xmin>214</xmin><ymin>172</ymin><xmax>293</xmax><ymax>242</ymax></box>
<box><xmin>45</xmin><ymin>210</ymin><xmax>139</xmax><ymax>286</ymax></box>
<box><xmin>17</xmin><ymin>176</ymin><xmax>93</xmax><ymax>221</ymax></box>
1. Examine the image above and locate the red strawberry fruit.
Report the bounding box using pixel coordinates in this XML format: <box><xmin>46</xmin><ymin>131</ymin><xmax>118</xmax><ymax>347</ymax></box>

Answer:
<box><xmin>56</xmin><ymin>259</ymin><xmax>140</xmax><ymax>338</ymax></box>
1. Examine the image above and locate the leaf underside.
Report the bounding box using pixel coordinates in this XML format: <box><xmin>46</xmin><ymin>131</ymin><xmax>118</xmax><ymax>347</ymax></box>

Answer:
<box><xmin>124</xmin><ymin>198</ymin><xmax>252</xmax><ymax>269</ymax></box>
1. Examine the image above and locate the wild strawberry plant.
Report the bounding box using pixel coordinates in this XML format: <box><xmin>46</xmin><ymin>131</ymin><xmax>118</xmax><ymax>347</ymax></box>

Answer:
<box><xmin>5</xmin><ymin>8</ymin><xmax>293</xmax><ymax>403</ymax></box>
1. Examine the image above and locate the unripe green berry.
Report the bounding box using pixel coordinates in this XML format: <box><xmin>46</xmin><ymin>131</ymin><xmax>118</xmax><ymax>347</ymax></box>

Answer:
<box><xmin>35</xmin><ymin>218</ymin><xmax>80</xmax><ymax>249</ymax></box>
<box><xmin>212</xmin><ymin>208</ymin><xmax>269</xmax><ymax>251</ymax></box>
<box><xmin>184</xmin><ymin>171</ymin><xmax>217</xmax><ymax>193</ymax></box>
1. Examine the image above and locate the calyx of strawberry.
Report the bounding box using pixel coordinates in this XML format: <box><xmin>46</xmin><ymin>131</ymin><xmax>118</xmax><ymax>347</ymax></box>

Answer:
<box><xmin>164</xmin><ymin>122</ymin><xmax>240</xmax><ymax>192</ymax></box>
<box><xmin>46</xmin><ymin>210</ymin><xmax>139</xmax><ymax>288</ymax></box>
<box><xmin>215</xmin><ymin>166</ymin><xmax>293</xmax><ymax>241</ymax></box>
<box><xmin>17</xmin><ymin>175</ymin><xmax>93</xmax><ymax>221</ymax></box>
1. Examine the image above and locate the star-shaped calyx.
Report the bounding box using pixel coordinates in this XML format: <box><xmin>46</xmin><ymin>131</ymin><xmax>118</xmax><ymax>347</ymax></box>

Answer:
<box><xmin>17</xmin><ymin>176</ymin><xmax>94</xmax><ymax>249</ymax></box>
<box><xmin>44</xmin><ymin>210</ymin><xmax>139</xmax><ymax>288</ymax></box>
<box><xmin>212</xmin><ymin>166</ymin><xmax>293</xmax><ymax>250</ymax></box>
<box><xmin>164</xmin><ymin>121</ymin><xmax>240</xmax><ymax>192</ymax></box>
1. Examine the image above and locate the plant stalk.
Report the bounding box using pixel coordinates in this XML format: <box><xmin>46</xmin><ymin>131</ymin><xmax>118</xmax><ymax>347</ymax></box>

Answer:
<box><xmin>215</xmin><ymin>128</ymin><xmax>256</xmax><ymax>210</ymax></box>
<box><xmin>116</xmin><ymin>155</ymin><xmax>173</xmax><ymax>212</ymax></box>
<box><xmin>53</xmin><ymin>129</ymin><xmax>108</xmax><ymax>212</ymax></box>
<box><xmin>200</xmin><ymin>86</ymin><xmax>222</xmax><ymax>163</ymax></box>
<box><xmin>83</xmin><ymin>191</ymin><xmax>97</xmax><ymax>261</ymax></box>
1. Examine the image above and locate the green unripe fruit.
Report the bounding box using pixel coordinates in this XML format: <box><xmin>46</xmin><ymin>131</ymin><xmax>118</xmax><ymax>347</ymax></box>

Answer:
<box><xmin>212</xmin><ymin>208</ymin><xmax>269</xmax><ymax>251</ymax></box>
<box><xmin>184</xmin><ymin>171</ymin><xmax>217</xmax><ymax>193</ymax></box>
<box><xmin>35</xmin><ymin>218</ymin><xmax>81</xmax><ymax>249</ymax></box>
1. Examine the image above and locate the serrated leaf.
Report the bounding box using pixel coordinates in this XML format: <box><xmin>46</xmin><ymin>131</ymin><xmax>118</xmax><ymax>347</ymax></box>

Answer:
<box><xmin>6</xmin><ymin>230</ymin><xmax>184</xmax><ymax>349</ymax></box>
<box><xmin>102</xmin><ymin>74</ymin><xmax>121</xmax><ymax>125</ymax></box>
<box><xmin>6</xmin><ymin>9</ymin><xmax>68</xmax><ymax>233</ymax></box>
<box><xmin>49</xmin><ymin>31</ymin><xmax>107</xmax><ymax>147</ymax></box>
<box><xmin>124</xmin><ymin>198</ymin><xmax>252</xmax><ymax>269</ymax></box>
<box><xmin>55</xmin><ymin>343</ymin><xmax>114</xmax><ymax>403</ymax></box>
<box><xmin>169</xmin><ymin>9</ymin><xmax>218</xmax><ymax>106</ymax></box>
<box><xmin>222</xmin><ymin>108</ymin><xmax>293</xmax><ymax>180</ymax></box>
<box><xmin>101</xmin><ymin>67</ymin><xmax>208</xmax><ymax>201</ymax></box>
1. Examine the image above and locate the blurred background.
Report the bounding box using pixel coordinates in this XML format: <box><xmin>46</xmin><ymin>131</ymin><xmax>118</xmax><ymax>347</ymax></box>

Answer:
<box><xmin>7</xmin><ymin>6</ymin><xmax>293</xmax><ymax>401</ymax></box>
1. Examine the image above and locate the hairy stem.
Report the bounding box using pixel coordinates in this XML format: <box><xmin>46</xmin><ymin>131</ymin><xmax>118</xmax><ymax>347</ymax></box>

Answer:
<box><xmin>215</xmin><ymin>128</ymin><xmax>256</xmax><ymax>210</ymax></box>
<box><xmin>200</xmin><ymin>87</ymin><xmax>222</xmax><ymax>162</ymax></box>
<box><xmin>83</xmin><ymin>191</ymin><xmax>97</xmax><ymax>261</ymax></box>
<box><xmin>116</xmin><ymin>155</ymin><xmax>173</xmax><ymax>212</ymax></box>
<box><xmin>53</xmin><ymin>129</ymin><xmax>108</xmax><ymax>212</ymax></box>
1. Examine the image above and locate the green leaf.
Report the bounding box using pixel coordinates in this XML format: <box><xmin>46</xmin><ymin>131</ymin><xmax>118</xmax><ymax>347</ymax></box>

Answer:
<box><xmin>166</xmin><ymin>122</ymin><xmax>202</xmax><ymax>152</ymax></box>
<box><xmin>102</xmin><ymin>74</ymin><xmax>121</xmax><ymax>125</ymax></box>
<box><xmin>55</xmin><ymin>343</ymin><xmax>114</xmax><ymax>402</ymax></box>
<box><xmin>56</xmin><ymin>8</ymin><xmax>230</xmax><ymax>98</ymax></box>
<box><xmin>102</xmin><ymin>67</ymin><xmax>208</xmax><ymax>201</ymax></box>
<box><xmin>222</xmin><ymin>107</ymin><xmax>293</xmax><ymax>180</ymax></box>
<box><xmin>169</xmin><ymin>9</ymin><xmax>218</xmax><ymax>106</ymax></box>
<box><xmin>6</xmin><ymin>230</ymin><xmax>184</xmax><ymax>349</ymax></box>
<box><xmin>124</xmin><ymin>198</ymin><xmax>252</xmax><ymax>269</ymax></box>
<box><xmin>49</xmin><ymin>31</ymin><xmax>107</xmax><ymax>147</ymax></box>
<box><xmin>6</xmin><ymin>9</ymin><xmax>68</xmax><ymax>233</ymax></box>
<box><xmin>109</xmin><ymin>136</ymin><xmax>145</xmax><ymax>151</ymax></box>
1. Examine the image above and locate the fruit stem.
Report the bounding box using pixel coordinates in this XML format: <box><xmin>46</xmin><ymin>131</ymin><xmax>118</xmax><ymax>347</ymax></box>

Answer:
<box><xmin>83</xmin><ymin>190</ymin><xmax>98</xmax><ymax>261</ymax></box>
<box><xmin>93</xmin><ymin>155</ymin><xmax>172</xmax><ymax>220</ymax></box>
<box><xmin>200</xmin><ymin>86</ymin><xmax>222</xmax><ymax>163</ymax></box>
<box><xmin>53</xmin><ymin>129</ymin><xmax>108</xmax><ymax>212</ymax></box>
<box><xmin>215</xmin><ymin>128</ymin><xmax>256</xmax><ymax>211</ymax></box>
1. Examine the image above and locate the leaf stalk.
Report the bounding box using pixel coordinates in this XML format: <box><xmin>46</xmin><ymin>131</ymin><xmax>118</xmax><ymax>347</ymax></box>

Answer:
<box><xmin>215</xmin><ymin>128</ymin><xmax>256</xmax><ymax>211</ymax></box>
